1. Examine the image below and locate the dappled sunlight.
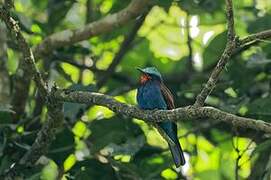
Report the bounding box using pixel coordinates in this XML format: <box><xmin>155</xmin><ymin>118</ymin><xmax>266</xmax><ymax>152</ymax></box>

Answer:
<box><xmin>193</xmin><ymin>52</ymin><xmax>203</xmax><ymax>71</ymax></box>
<box><xmin>190</xmin><ymin>16</ymin><xmax>200</xmax><ymax>38</ymax></box>
<box><xmin>203</xmin><ymin>31</ymin><xmax>215</xmax><ymax>45</ymax></box>
<box><xmin>1</xmin><ymin>0</ymin><xmax>271</xmax><ymax>179</ymax></box>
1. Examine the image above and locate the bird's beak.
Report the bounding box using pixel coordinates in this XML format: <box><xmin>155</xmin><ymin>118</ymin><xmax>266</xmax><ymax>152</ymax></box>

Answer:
<box><xmin>136</xmin><ymin>67</ymin><xmax>145</xmax><ymax>73</ymax></box>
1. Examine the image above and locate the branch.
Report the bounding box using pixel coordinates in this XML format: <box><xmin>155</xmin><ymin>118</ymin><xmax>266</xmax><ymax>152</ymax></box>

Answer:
<box><xmin>8</xmin><ymin>0</ymin><xmax>150</xmax><ymax>117</ymax></box>
<box><xmin>225</xmin><ymin>0</ymin><xmax>235</xmax><ymax>41</ymax></box>
<box><xmin>54</xmin><ymin>90</ymin><xmax>271</xmax><ymax>134</ymax></box>
<box><xmin>0</xmin><ymin>7</ymin><xmax>47</xmax><ymax>96</ymax></box>
<box><xmin>19</xmin><ymin>93</ymin><xmax>63</xmax><ymax>166</ymax></box>
<box><xmin>0</xmin><ymin>5</ymin><xmax>63</xmax><ymax>172</ymax></box>
<box><xmin>239</xmin><ymin>29</ymin><xmax>271</xmax><ymax>46</ymax></box>
<box><xmin>194</xmin><ymin>0</ymin><xmax>271</xmax><ymax>107</ymax></box>
<box><xmin>194</xmin><ymin>0</ymin><xmax>236</xmax><ymax>107</ymax></box>
<box><xmin>1</xmin><ymin>2</ymin><xmax>47</xmax><ymax>120</ymax></box>
<box><xmin>33</xmin><ymin>0</ymin><xmax>150</xmax><ymax>58</ymax></box>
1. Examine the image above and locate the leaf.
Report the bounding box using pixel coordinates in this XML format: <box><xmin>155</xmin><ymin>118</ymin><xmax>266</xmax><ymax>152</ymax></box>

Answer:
<box><xmin>26</xmin><ymin>172</ymin><xmax>41</xmax><ymax>180</ymax></box>
<box><xmin>48</xmin><ymin>128</ymin><xmax>75</xmax><ymax>164</ymax></box>
<box><xmin>203</xmin><ymin>31</ymin><xmax>227</xmax><ymax>69</ymax></box>
<box><xmin>23</xmin><ymin>167</ymin><xmax>43</xmax><ymax>179</ymax></box>
<box><xmin>153</xmin><ymin>0</ymin><xmax>172</xmax><ymax>10</ymax></box>
<box><xmin>0</xmin><ymin>104</ymin><xmax>14</xmax><ymax>124</ymax></box>
<box><xmin>248</xmin><ymin>14</ymin><xmax>271</xmax><ymax>33</ymax></box>
<box><xmin>227</xmin><ymin>59</ymin><xmax>256</xmax><ymax>94</ymax></box>
<box><xmin>263</xmin><ymin>157</ymin><xmax>271</xmax><ymax>180</ymax></box>
<box><xmin>196</xmin><ymin>170</ymin><xmax>220</xmax><ymax>180</ymax></box>
<box><xmin>0</xmin><ymin>156</ymin><xmax>13</xmax><ymax>175</ymax></box>
<box><xmin>103</xmin><ymin>135</ymin><xmax>145</xmax><ymax>156</ymax></box>
<box><xmin>251</xmin><ymin>139</ymin><xmax>271</xmax><ymax>157</ymax></box>
<box><xmin>133</xmin><ymin>145</ymin><xmax>164</xmax><ymax>163</ymax></box>
<box><xmin>31</xmin><ymin>0</ymin><xmax>47</xmax><ymax>9</ymax></box>
<box><xmin>247</xmin><ymin>97</ymin><xmax>271</xmax><ymax>121</ymax></box>
<box><xmin>109</xmin><ymin>160</ymin><xmax>142</xmax><ymax>180</ymax></box>
<box><xmin>263</xmin><ymin>44</ymin><xmax>271</xmax><ymax>59</ymax></box>
<box><xmin>47</xmin><ymin>0</ymin><xmax>76</xmax><ymax>31</ymax></box>
<box><xmin>88</xmin><ymin>117</ymin><xmax>143</xmax><ymax>154</ymax></box>
<box><xmin>199</xmin><ymin>11</ymin><xmax>226</xmax><ymax>25</ymax></box>
<box><xmin>40</xmin><ymin>161</ymin><xmax>58</xmax><ymax>180</ymax></box>
<box><xmin>135</xmin><ymin>153</ymin><xmax>173</xmax><ymax>178</ymax></box>
<box><xmin>70</xmin><ymin>159</ymin><xmax>117</xmax><ymax>180</ymax></box>
<box><xmin>178</xmin><ymin>0</ymin><xmax>224</xmax><ymax>14</ymax></box>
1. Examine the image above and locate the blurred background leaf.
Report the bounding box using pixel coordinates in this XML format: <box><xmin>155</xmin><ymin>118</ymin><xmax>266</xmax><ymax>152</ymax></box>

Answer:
<box><xmin>1</xmin><ymin>0</ymin><xmax>271</xmax><ymax>179</ymax></box>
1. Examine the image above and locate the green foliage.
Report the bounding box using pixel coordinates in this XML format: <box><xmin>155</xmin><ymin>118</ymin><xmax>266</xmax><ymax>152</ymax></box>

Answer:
<box><xmin>88</xmin><ymin>117</ymin><xmax>143</xmax><ymax>153</ymax></box>
<box><xmin>1</xmin><ymin>0</ymin><xmax>271</xmax><ymax>179</ymax></box>
<box><xmin>247</xmin><ymin>97</ymin><xmax>271</xmax><ymax>121</ymax></box>
<box><xmin>70</xmin><ymin>159</ymin><xmax>116</xmax><ymax>180</ymax></box>
<box><xmin>48</xmin><ymin>128</ymin><xmax>75</xmax><ymax>164</ymax></box>
<box><xmin>248</xmin><ymin>14</ymin><xmax>271</xmax><ymax>33</ymax></box>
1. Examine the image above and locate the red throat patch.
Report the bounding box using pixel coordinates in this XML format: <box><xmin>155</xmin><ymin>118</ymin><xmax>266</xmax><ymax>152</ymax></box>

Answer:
<box><xmin>140</xmin><ymin>74</ymin><xmax>151</xmax><ymax>84</ymax></box>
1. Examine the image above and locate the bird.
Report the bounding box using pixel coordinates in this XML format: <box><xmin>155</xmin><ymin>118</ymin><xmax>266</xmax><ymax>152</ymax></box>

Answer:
<box><xmin>136</xmin><ymin>67</ymin><xmax>185</xmax><ymax>167</ymax></box>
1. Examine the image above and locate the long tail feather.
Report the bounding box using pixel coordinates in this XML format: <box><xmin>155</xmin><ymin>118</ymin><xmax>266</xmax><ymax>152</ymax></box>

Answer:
<box><xmin>168</xmin><ymin>140</ymin><xmax>185</xmax><ymax>167</ymax></box>
<box><xmin>157</xmin><ymin>122</ymin><xmax>186</xmax><ymax>167</ymax></box>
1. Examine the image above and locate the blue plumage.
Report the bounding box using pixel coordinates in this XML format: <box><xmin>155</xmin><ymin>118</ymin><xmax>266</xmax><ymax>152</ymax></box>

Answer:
<box><xmin>136</xmin><ymin>67</ymin><xmax>186</xmax><ymax>167</ymax></box>
<box><xmin>137</xmin><ymin>81</ymin><xmax>167</xmax><ymax>110</ymax></box>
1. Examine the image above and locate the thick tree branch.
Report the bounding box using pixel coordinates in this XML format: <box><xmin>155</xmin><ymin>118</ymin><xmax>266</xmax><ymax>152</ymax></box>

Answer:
<box><xmin>2</xmin><ymin>5</ymin><xmax>46</xmax><ymax>121</ymax></box>
<box><xmin>0</xmin><ymin>5</ymin><xmax>63</xmax><ymax>172</ymax></box>
<box><xmin>0</xmin><ymin>7</ymin><xmax>47</xmax><ymax>96</ymax></box>
<box><xmin>1</xmin><ymin>0</ymin><xmax>271</xmax><ymax>176</ymax></box>
<box><xmin>8</xmin><ymin>0</ymin><xmax>150</xmax><ymax>119</ymax></box>
<box><xmin>33</xmin><ymin>0</ymin><xmax>150</xmax><ymax>58</ymax></box>
<box><xmin>54</xmin><ymin>90</ymin><xmax>271</xmax><ymax>134</ymax></box>
<box><xmin>194</xmin><ymin>0</ymin><xmax>236</xmax><ymax>107</ymax></box>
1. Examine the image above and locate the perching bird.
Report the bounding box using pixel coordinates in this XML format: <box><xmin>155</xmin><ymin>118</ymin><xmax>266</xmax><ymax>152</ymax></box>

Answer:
<box><xmin>136</xmin><ymin>67</ymin><xmax>185</xmax><ymax>167</ymax></box>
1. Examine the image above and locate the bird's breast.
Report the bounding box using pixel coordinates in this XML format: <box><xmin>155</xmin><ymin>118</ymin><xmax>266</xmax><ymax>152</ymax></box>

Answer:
<box><xmin>137</xmin><ymin>81</ymin><xmax>167</xmax><ymax>110</ymax></box>
<box><xmin>137</xmin><ymin>84</ymin><xmax>148</xmax><ymax>109</ymax></box>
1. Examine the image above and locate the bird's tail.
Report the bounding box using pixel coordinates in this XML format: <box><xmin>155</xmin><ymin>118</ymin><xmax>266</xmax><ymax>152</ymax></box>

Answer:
<box><xmin>155</xmin><ymin>122</ymin><xmax>186</xmax><ymax>167</ymax></box>
<box><xmin>168</xmin><ymin>140</ymin><xmax>186</xmax><ymax>167</ymax></box>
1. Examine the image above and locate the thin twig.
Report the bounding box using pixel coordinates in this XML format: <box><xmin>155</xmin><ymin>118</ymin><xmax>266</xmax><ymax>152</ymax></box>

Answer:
<box><xmin>239</xmin><ymin>29</ymin><xmax>271</xmax><ymax>46</ymax></box>
<box><xmin>194</xmin><ymin>0</ymin><xmax>236</xmax><ymax>107</ymax></box>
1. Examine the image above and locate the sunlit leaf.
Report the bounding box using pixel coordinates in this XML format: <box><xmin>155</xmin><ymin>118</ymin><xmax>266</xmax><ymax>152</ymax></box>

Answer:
<box><xmin>40</xmin><ymin>160</ymin><xmax>58</xmax><ymax>180</ymax></box>
<box><xmin>64</xmin><ymin>154</ymin><xmax>77</xmax><ymax>172</ymax></box>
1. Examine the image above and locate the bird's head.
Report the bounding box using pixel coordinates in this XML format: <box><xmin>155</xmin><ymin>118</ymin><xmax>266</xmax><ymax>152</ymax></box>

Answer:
<box><xmin>137</xmin><ymin>67</ymin><xmax>162</xmax><ymax>84</ymax></box>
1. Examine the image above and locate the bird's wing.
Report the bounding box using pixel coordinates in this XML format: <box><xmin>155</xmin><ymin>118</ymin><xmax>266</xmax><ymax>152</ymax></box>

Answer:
<box><xmin>160</xmin><ymin>82</ymin><xmax>175</xmax><ymax>110</ymax></box>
